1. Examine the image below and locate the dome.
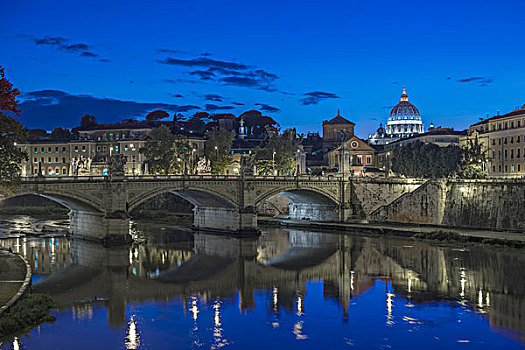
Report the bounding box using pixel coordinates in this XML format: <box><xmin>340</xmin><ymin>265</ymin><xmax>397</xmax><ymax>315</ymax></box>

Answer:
<box><xmin>388</xmin><ymin>88</ymin><xmax>421</xmax><ymax>121</ymax></box>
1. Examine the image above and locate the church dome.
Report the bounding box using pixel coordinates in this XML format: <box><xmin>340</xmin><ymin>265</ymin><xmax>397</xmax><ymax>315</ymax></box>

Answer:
<box><xmin>388</xmin><ymin>88</ymin><xmax>421</xmax><ymax>121</ymax></box>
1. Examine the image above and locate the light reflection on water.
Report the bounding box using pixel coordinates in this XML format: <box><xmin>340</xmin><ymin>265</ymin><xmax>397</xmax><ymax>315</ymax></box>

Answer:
<box><xmin>0</xmin><ymin>223</ymin><xmax>524</xmax><ymax>349</ymax></box>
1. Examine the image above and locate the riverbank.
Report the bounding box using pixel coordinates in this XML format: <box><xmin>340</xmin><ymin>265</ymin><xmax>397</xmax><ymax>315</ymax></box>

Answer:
<box><xmin>259</xmin><ymin>217</ymin><xmax>525</xmax><ymax>245</ymax></box>
<box><xmin>0</xmin><ymin>249</ymin><xmax>32</xmax><ymax>315</ymax></box>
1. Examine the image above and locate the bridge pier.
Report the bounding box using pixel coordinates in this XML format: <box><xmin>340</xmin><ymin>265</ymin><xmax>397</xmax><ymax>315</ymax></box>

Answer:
<box><xmin>192</xmin><ymin>206</ymin><xmax>259</xmax><ymax>235</ymax></box>
<box><xmin>69</xmin><ymin>210</ymin><xmax>131</xmax><ymax>246</ymax></box>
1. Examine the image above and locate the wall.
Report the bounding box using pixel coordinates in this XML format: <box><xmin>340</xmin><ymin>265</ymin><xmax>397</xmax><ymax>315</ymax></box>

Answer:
<box><xmin>371</xmin><ymin>179</ymin><xmax>525</xmax><ymax>231</ymax></box>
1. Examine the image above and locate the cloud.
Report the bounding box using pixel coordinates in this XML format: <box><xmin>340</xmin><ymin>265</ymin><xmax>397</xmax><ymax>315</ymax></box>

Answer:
<box><xmin>31</xmin><ymin>36</ymin><xmax>105</xmax><ymax>60</ymax></box>
<box><xmin>205</xmin><ymin>104</ymin><xmax>235</xmax><ymax>112</ymax></box>
<box><xmin>457</xmin><ymin>77</ymin><xmax>493</xmax><ymax>86</ymax></box>
<box><xmin>172</xmin><ymin>94</ymin><xmax>184</xmax><ymax>98</ymax></box>
<box><xmin>157</xmin><ymin>48</ymin><xmax>188</xmax><ymax>55</ymax></box>
<box><xmin>157</xmin><ymin>54</ymin><xmax>279</xmax><ymax>92</ymax></box>
<box><xmin>33</xmin><ymin>36</ymin><xmax>68</xmax><ymax>46</ymax></box>
<box><xmin>301</xmin><ymin>91</ymin><xmax>340</xmax><ymax>105</ymax></box>
<box><xmin>157</xmin><ymin>57</ymin><xmax>249</xmax><ymax>70</ymax></box>
<box><xmin>20</xmin><ymin>90</ymin><xmax>201</xmax><ymax>128</ymax></box>
<box><xmin>203</xmin><ymin>94</ymin><xmax>223</xmax><ymax>102</ymax></box>
<box><xmin>255</xmin><ymin>103</ymin><xmax>280</xmax><ymax>113</ymax></box>
<box><xmin>232</xmin><ymin>102</ymin><xmax>244</xmax><ymax>106</ymax></box>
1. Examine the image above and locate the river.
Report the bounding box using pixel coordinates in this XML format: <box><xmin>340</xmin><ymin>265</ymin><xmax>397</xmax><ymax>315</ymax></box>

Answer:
<box><xmin>0</xmin><ymin>217</ymin><xmax>524</xmax><ymax>349</ymax></box>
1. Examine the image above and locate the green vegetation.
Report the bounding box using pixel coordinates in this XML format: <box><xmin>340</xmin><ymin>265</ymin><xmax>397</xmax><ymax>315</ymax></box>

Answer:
<box><xmin>0</xmin><ymin>294</ymin><xmax>55</xmax><ymax>337</ymax></box>
<box><xmin>414</xmin><ymin>230</ymin><xmax>525</xmax><ymax>248</ymax></box>
<box><xmin>391</xmin><ymin>141</ymin><xmax>463</xmax><ymax>178</ymax></box>
<box><xmin>139</xmin><ymin>125</ymin><xmax>192</xmax><ymax>174</ymax></box>
<box><xmin>0</xmin><ymin>206</ymin><xmax>69</xmax><ymax>219</ymax></box>
<box><xmin>255</xmin><ymin>127</ymin><xmax>299</xmax><ymax>175</ymax></box>
<box><xmin>391</xmin><ymin>139</ymin><xmax>488</xmax><ymax>179</ymax></box>
<box><xmin>204</xmin><ymin>128</ymin><xmax>235</xmax><ymax>175</ymax></box>
<box><xmin>413</xmin><ymin>230</ymin><xmax>469</xmax><ymax>242</ymax></box>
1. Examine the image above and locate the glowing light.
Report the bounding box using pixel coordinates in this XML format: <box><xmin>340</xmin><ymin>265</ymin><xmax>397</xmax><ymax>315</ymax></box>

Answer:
<box><xmin>478</xmin><ymin>289</ymin><xmax>483</xmax><ymax>308</ymax></box>
<box><xmin>296</xmin><ymin>296</ymin><xmax>303</xmax><ymax>316</ymax></box>
<box><xmin>191</xmin><ymin>299</ymin><xmax>199</xmax><ymax>321</ymax></box>
<box><xmin>350</xmin><ymin>271</ymin><xmax>355</xmax><ymax>291</ymax></box>
<box><xmin>386</xmin><ymin>292</ymin><xmax>395</xmax><ymax>325</ymax></box>
<box><xmin>293</xmin><ymin>321</ymin><xmax>308</xmax><ymax>340</ymax></box>
<box><xmin>13</xmin><ymin>337</ymin><xmax>20</xmax><ymax>350</ymax></box>
<box><xmin>125</xmin><ymin>316</ymin><xmax>140</xmax><ymax>349</ymax></box>
<box><xmin>272</xmin><ymin>287</ymin><xmax>279</xmax><ymax>311</ymax></box>
<box><xmin>408</xmin><ymin>272</ymin><xmax>412</xmax><ymax>294</ymax></box>
<box><xmin>460</xmin><ymin>269</ymin><xmax>466</xmax><ymax>298</ymax></box>
<box><xmin>486</xmin><ymin>292</ymin><xmax>490</xmax><ymax>307</ymax></box>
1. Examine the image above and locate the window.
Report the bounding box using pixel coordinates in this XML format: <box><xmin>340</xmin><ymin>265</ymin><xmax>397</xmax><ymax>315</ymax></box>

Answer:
<box><xmin>518</xmin><ymin>136</ymin><xmax>521</xmax><ymax>143</ymax></box>
<box><xmin>505</xmin><ymin>165</ymin><xmax>508</xmax><ymax>172</ymax></box>
<box><xmin>492</xmin><ymin>139</ymin><xmax>496</xmax><ymax>145</ymax></box>
<box><xmin>492</xmin><ymin>151</ymin><xmax>496</xmax><ymax>159</ymax></box>
<box><xmin>493</xmin><ymin>165</ymin><xmax>496</xmax><ymax>172</ymax></box>
<box><xmin>122</xmin><ymin>134</ymin><xmax>125</xmax><ymax>140</ymax></box>
<box><xmin>55</xmin><ymin>147</ymin><xmax>59</xmax><ymax>153</ymax></box>
<box><xmin>504</xmin><ymin>138</ymin><xmax>508</xmax><ymax>144</ymax></box>
<box><xmin>109</xmin><ymin>133</ymin><xmax>113</xmax><ymax>140</ymax></box>
<box><xmin>97</xmin><ymin>146</ymin><xmax>101</xmax><ymax>152</ymax></box>
<box><xmin>366</xmin><ymin>155</ymin><xmax>372</xmax><ymax>164</ymax></box>
<box><xmin>519</xmin><ymin>121</ymin><xmax>521</xmax><ymax>128</ymax></box>
<box><xmin>74</xmin><ymin>146</ymin><xmax>79</xmax><ymax>152</ymax></box>
<box><xmin>498</xmin><ymin>138</ymin><xmax>501</xmax><ymax>145</ymax></box>
<box><xmin>41</xmin><ymin>147</ymin><xmax>44</xmax><ymax>153</ymax></box>
<box><xmin>511</xmin><ymin>137</ymin><xmax>514</xmax><ymax>144</ymax></box>
<box><xmin>34</xmin><ymin>148</ymin><xmax>38</xmax><ymax>154</ymax></box>
<box><xmin>511</xmin><ymin>165</ymin><xmax>515</xmax><ymax>172</ymax></box>
<box><xmin>115</xmin><ymin>145</ymin><xmax>119</xmax><ymax>152</ymax></box>
<box><xmin>48</xmin><ymin>147</ymin><xmax>52</xmax><ymax>153</ymax></box>
<box><xmin>511</xmin><ymin>122</ymin><xmax>514</xmax><ymax>128</ymax></box>
<box><xmin>34</xmin><ymin>158</ymin><xmax>38</xmax><ymax>163</ymax></box>
<box><xmin>505</xmin><ymin>149</ymin><xmax>508</xmax><ymax>160</ymax></box>
<box><xmin>103</xmin><ymin>146</ymin><xmax>107</xmax><ymax>152</ymax></box>
<box><xmin>62</xmin><ymin>147</ymin><xmax>66</xmax><ymax>153</ymax></box>
<box><xmin>62</xmin><ymin>168</ymin><xmax>67</xmax><ymax>175</ymax></box>
<box><xmin>511</xmin><ymin>149</ymin><xmax>514</xmax><ymax>159</ymax></box>
<box><xmin>519</xmin><ymin>164</ymin><xmax>522</xmax><ymax>172</ymax></box>
<box><xmin>48</xmin><ymin>157</ymin><xmax>51</xmax><ymax>163</ymax></box>
<box><xmin>98</xmin><ymin>136</ymin><xmax>101</xmax><ymax>141</ymax></box>
<box><xmin>55</xmin><ymin>157</ymin><xmax>59</xmax><ymax>163</ymax></box>
<box><xmin>55</xmin><ymin>168</ymin><xmax>59</xmax><ymax>174</ymax></box>
<box><xmin>124</xmin><ymin>145</ymin><xmax>128</xmax><ymax>151</ymax></box>
<box><xmin>82</xmin><ymin>146</ymin><xmax>86</xmax><ymax>152</ymax></box>
<box><xmin>132</xmin><ymin>155</ymin><xmax>136</xmax><ymax>162</ymax></box>
<box><xmin>518</xmin><ymin>149</ymin><xmax>521</xmax><ymax>159</ymax></box>
<box><xmin>505</xmin><ymin>122</ymin><xmax>508</xmax><ymax>129</ymax></box>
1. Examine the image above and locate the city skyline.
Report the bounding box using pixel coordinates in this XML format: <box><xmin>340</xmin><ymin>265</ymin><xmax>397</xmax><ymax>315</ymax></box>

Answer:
<box><xmin>2</xmin><ymin>0</ymin><xmax>525</xmax><ymax>137</ymax></box>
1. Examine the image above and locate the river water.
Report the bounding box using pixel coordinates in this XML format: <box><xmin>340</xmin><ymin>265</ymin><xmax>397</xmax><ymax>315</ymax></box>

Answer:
<box><xmin>0</xmin><ymin>218</ymin><xmax>524</xmax><ymax>349</ymax></box>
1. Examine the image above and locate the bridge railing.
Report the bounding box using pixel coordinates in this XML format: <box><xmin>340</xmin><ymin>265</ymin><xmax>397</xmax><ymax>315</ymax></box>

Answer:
<box><xmin>20</xmin><ymin>174</ymin><xmax>348</xmax><ymax>182</ymax></box>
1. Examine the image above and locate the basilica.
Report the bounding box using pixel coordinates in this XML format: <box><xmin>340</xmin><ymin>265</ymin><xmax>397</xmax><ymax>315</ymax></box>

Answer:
<box><xmin>368</xmin><ymin>88</ymin><xmax>424</xmax><ymax>145</ymax></box>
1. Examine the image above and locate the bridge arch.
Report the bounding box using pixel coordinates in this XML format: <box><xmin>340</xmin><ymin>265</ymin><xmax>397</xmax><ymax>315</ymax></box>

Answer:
<box><xmin>128</xmin><ymin>187</ymin><xmax>237</xmax><ymax>212</ymax></box>
<box><xmin>1</xmin><ymin>191</ymin><xmax>103</xmax><ymax>214</ymax></box>
<box><xmin>254</xmin><ymin>186</ymin><xmax>340</xmax><ymax>222</ymax></box>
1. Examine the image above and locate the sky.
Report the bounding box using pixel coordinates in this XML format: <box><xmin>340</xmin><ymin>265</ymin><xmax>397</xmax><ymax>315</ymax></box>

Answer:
<box><xmin>1</xmin><ymin>0</ymin><xmax>525</xmax><ymax>138</ymax></box>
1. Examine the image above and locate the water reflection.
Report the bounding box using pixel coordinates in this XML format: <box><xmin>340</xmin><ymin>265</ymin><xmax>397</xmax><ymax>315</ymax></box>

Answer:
<box><xmin>1</xmin><ymin>226</ymin><xmax>525</xmax><ymax>348</ymax></box>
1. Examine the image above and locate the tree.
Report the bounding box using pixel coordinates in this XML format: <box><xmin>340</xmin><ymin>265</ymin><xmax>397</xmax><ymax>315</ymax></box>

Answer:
<box><xmin>27</xmin><ymin>129</ymin><xmax>49</xmax><ymax>140</ymax></box>
<box><xmin>145</xmin><ymin>110</ymin><xmax>169</xmax><ymax>122</ymax></box>
<box><xmin>204</xmin><ymin>128</ymin><xmax>235</xmax><ymax>174</ymax></box>
<box><xmin>80</xmin><ymin>114</ymin><xmax>97</xmax><ymax>128</ymax></box>
<box><xmin>391</xmin><ymin>141</ymin><xmax>463</xmax><ymax>178</ymax></box>
<box><xmin>0</xmin><ymin>66</ymin><xmax>21</xmax><ymax>116</ymax></box>
<box><xmin>456</xmin><ymin>137</ymin><xmax>487</xmax><ymax>179</ymax></box>
<box><xmin>0</xmin><ymin>67</ymin><xmax>26</xmax><ymax>191</ymax></box>
<box><xmin>0</xmin><ymin>113</ymin><xmax>27</xmax><ymax>192</ymax></box>
<box><xmin>50</xmin><ymin>127</ymin><xmax>72</xmax><ymax>141</ymax></box>
<box><xmin>255</xmin><ymin>127</ymin><xmax>299</xmax><ymax>175</ymax></box>
<box><xmin>139</xmin><ymin>125</ymin><xmax>176</xmax><ymax>174</ymax></box>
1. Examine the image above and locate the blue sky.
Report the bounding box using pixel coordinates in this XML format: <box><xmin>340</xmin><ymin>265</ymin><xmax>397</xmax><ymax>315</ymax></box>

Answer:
<box><xmin>2</xmin><ymin>0</ymin><xmax>524</xmax><ymax>137</ymax></box>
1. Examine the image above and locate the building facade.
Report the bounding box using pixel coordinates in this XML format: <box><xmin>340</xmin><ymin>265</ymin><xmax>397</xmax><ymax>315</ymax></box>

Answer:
<box><xmin>462</xmin><ymin>104</ymin><xmax>525</xmax><ymax>178</ymax></box>
<box><xmin>20</xmin><ymin>124</ymin><xmax>205</xmax><ymax>177</ymax></box>
<box><xmin>368</xmin><ymin>88</ymin><xmax>424</xmax><ymax>145</ymax></box>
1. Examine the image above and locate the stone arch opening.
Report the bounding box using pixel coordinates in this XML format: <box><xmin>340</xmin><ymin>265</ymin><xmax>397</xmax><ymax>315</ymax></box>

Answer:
<box><xmin>0</xmin><ymin>192</ymin><xmax>102</xmax><ymax>214</ymax></box>
<box><xmin>256</xmin><ymin>188</ymin><xmax>339</xmax><ymax>222</ymax></box>
<box><xmin>129</xmin><ymin>188</ymin><xmax>241</xmax><ymax>233</ymax></box>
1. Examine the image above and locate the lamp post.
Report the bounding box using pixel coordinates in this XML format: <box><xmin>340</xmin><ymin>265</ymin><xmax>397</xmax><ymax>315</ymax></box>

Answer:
<box><xmin>130</xmin><ymin>144</ymin><xmax>135</xmax><ymax>176</ymax></box>
<box><xmin>214</xmin><ymin>146</ymin><xmax>219</xmax><ymax>174</ymax></box>
<box><xmin>272</xmin><ymin>150</ymin><xmax>276</xmax><ymax>176</ymax></box>
<box><xmin>192</xmin><ymin>148</ymin><xmax>196</xmax><ymax>175</ymax></box>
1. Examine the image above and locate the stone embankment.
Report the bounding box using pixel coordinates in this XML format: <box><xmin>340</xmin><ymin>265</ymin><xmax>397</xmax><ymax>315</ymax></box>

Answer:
<box><xmin>371</xmin><ymin>179</ymin><xmax>525</xmax><ymax>231</ymax></box>
<box><xmin>0</xmin><ymin>249</ymin><xmax>32</xmax><ymax>315</ymax></box>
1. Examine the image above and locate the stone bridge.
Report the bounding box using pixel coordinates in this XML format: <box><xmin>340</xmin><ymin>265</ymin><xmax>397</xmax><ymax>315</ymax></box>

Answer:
<box><xmin>2</xmin><ymin>175</ymin><xmax>424</xmax><ymax>243</ymax></box>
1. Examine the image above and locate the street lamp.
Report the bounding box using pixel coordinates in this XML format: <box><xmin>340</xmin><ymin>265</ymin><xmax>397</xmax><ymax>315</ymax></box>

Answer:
<box><xmin>272</xmin><ymin>150</ymin><xmax>276</xmax><ymax>176</ymax></box>
<box><xmin>192</xmin><ymin>148</ymin><xmax>196</xmax><ymax>175</ymax></box>
<box><xmin>130</xmin><ymin>144</ymin><xmax>135</xmax><ymax>175</ymax></box>
<box><xmin>214</xmin><ymin>146</ymin><xmax>218</xmax><ymax>174</ymax></box>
